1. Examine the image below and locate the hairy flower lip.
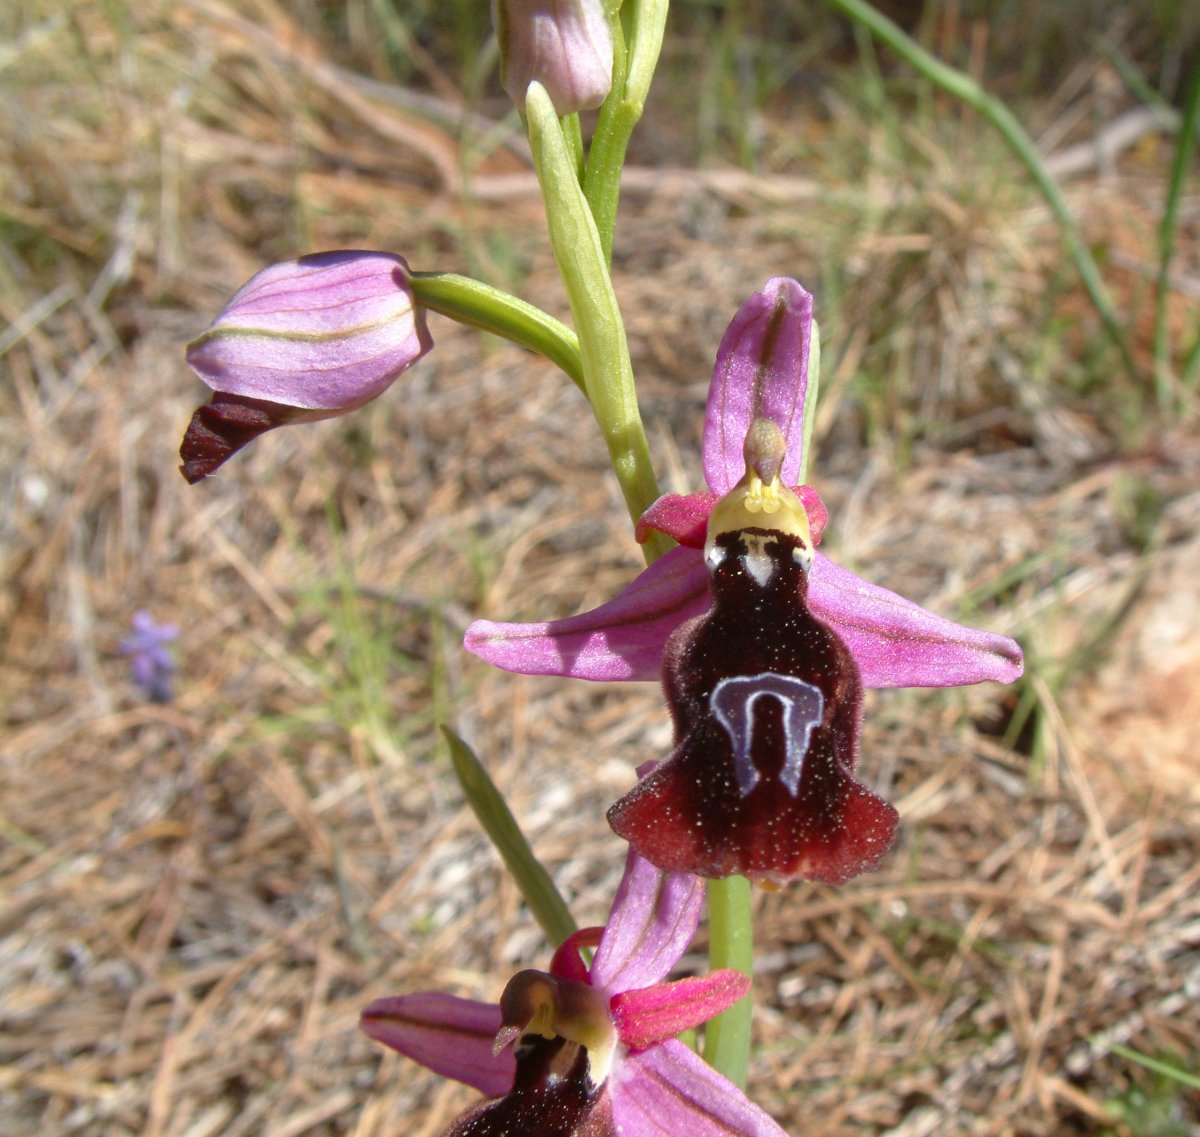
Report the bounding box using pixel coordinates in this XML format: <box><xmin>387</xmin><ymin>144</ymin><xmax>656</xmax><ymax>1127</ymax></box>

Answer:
<box><xmin>607</xmin><ymin>520</ymin><xmax>901</xmax><ymax>885</ymax></box>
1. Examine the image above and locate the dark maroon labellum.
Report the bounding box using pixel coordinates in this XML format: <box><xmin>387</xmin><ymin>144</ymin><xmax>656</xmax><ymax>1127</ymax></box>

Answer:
<box><xmin>608</xmin><ymin>527</ymin><xmax>899</xmax><ymax>885</ymax></box>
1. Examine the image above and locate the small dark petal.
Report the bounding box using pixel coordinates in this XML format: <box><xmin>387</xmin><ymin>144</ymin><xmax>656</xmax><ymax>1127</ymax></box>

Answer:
<box><xmin>609</xmin><ymin>528</ymin><xmax>899</xmax><ymax>885</ymax></box>
<box><xmin>446</xmin><ymin>1036</ymin><xmax>609</xmax><ymax>1137</ymax></box>
<box><xmin>179</xmin><ymin>393</ymin><xmax>295</xmax><ymax>483</ymax></box>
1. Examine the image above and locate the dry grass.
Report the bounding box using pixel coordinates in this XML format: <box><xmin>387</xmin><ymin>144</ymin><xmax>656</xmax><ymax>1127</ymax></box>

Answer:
<box><xmin>2</xmin><ymin>3</ymin><xmax>1198</xmax><ymax>1136</ymax></box>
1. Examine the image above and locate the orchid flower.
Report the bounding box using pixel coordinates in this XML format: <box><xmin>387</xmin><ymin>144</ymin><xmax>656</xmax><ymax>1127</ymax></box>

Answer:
<box><xmin>362</xmin><ymin>850</ymin><xmax>788</xmax><ymax>1137</ymax></box>
<box><xmin>466</xmin><ymin>278</ymin><xmax>1023</xmax><ymax>885</ymax></box>
<box><xmin>180</xmin><ymin>252</ymin><xmax>433</xmax><ymax>483</ymax></box>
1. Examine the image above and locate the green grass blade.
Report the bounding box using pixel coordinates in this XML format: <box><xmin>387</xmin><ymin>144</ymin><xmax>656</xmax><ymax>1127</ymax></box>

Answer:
<box><xmin>441</xmin><ymin>726</ymin><xmax>576</xmax><ymax>947</ymax></box>
<box><xmin>1154</xmin><ymin>60</ymin><xmax>1200</xmax><ymax>407</ymax></box>
<box><xmin>1183</xmin><ymin>331</ymin><xmax>1200</xmax><ymax>393</ymax></box>
<box><xmin>1108</xmin><ymin>1044</ymin><xmax>1200</xmax><ymax>1091</ymax></box>
<box><xmin>827</xmin><ymin>0</ymin><xmax>1138</xmax><ymax>383</ymax></box>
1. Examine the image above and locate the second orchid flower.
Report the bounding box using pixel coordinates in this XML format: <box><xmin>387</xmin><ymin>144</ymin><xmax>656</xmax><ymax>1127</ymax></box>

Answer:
<box><xmin>362</xmin><ymin>850</ymin><xmax>788</xmax><ymax>1137</ymax></box>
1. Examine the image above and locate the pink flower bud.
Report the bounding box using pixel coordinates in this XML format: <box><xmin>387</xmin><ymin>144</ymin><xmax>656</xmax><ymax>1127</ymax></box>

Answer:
<box><xmin>180</xmin><ymin>251</ymin><xmax>432</xmax><ymax>482</ymax></box>
<box><xmin>495</xmin><ymin>0</ymin><xmax>613</xmax><ymax>115</ymax></box>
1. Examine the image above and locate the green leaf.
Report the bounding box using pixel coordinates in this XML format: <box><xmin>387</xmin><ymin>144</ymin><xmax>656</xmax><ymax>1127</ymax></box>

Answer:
<box><xmin>441</xmin><ymin>726</ymin><xmax>576</xmax><ymax>947</ymax></box>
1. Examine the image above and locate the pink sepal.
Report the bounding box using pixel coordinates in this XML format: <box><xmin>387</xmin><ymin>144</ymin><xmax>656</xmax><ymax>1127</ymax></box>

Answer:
<box><xmin>590</xmin><ymin>852</ymin><xmax>705</xmax><ymax>993</ymax></box>
<box><xmin>704</xmin><ymin>278</ymin><xmax>813</xmax><ymax>495</ymax></box>
<box><xmin>808</xmin><ymin>553</ymin><xmax>1025</xmax><ymax>688</ymax></box>
<box><xmin>464</xmin><ymin>545</ymin><xmax>711</xmax><ymax>682</ymax></box>
<box><xmin>359</xmin><ymin>993</ymin><xmax>513</xmax><ymax>1098</ymax></box>
<box><xmin>616</xmin><ymin>1040</ymin><xmax>791</xmax><ymax>1137</ymax></box>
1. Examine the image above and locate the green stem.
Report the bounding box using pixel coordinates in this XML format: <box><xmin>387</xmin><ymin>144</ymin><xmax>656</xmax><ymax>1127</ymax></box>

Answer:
<box><xmin>583</xmin><ymin>0</ymin><xmax>669</xmax><ymax>264</ymax></box>
<box><xmin>410</xmin><ymin>271</ymin><xmax>585</xmax><ymax>393</ymax></box>
<box><xmin>703</xmin><ymin>875</ymin><xmax>754</xmax><ymax>1088</ymax></box>
<box><xmin>827</xmin><ymin>0</ymin><xmax>1138</xmax><ymax>382</ymax></box>
<box><xmin>525</xmin><ymin>82</ymin><xmax>667</xmax><ymax>556</ymax></box>
<box><xmin>1153</xmin><ymin>59</ymin><xmax>1200</xmax><ymax>408</ymax></box>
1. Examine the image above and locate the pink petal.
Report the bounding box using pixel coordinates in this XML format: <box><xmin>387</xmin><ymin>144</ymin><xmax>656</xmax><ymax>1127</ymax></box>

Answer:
<box><xmin>612</xmin><ymin>1040</ymin><xmax>790</xmax><ymax>1137</ymax></box>
<box><xmin>703</xmin><ymin>278</ymin><xmax>813</xmax><ymax>495</ymax></box>
<box><xmin>590</xmin><ymin>850</ymin><xmax>704</xmax><ymax>994</ymax></box>
<box><xmin>636</xmin><ymin>492</ymin><xmax>717</xmax><ymax>549</ymax></box>
<box><xmin>610</xmin><ymin>971</ymin><xmax>750</xmax><ymax>1051</ymax></box>
<box><xmin>794</xmin><ymin>485</ymin><xmax>828</xmax><ymax>544</ymax></box>
<box><xmin>808</xmin><ymin>553</ymin><xmax>1025</xmax><ymax>688</ymax></box>
<box><xmin>464</xmin><ymin>546</ymin><xmax>711</xmax><ymax>682</ymax></box>
<box><xmin>360</xmin><ymin>993</ymin><xmax>513</xmax><ymax>1098</ymax></box>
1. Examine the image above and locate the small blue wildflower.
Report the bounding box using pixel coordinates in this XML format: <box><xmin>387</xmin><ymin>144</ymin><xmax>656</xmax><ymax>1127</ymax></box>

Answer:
<box><xmin>120</xmin><ymin>611</ymin><xmax>178</xmax><ymax>703</ymax></box>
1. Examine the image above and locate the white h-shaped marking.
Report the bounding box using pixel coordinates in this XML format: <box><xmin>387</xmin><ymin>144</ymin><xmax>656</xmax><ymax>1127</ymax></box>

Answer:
<box><xmin>710</xmin><ymin>673</ymin><xmax>825</xmax><ymax>796</ymax></box>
